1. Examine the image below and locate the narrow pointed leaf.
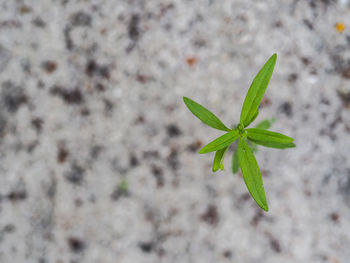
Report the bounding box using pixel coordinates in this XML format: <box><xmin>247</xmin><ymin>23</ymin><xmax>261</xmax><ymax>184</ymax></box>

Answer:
<box><xmin>232</xmin><ymin>149</ymin><xmax>239</xmax><ymax>174</ymax></box>
<box><xmin>238</xmin><ymin>138</ymin><xmax>268</xmax><ymax>211</ymax></box>
<box><xmin>243</xmin><ymin>120</ymin><xmax>275</xmax><ymax>156</ymax></box>
<box><xmin>183</xmin><ymin>97</ymin><xmax>231</xmax><ymax>131</ymax></box>
<box><xmin>199</xmin><ymin>130</ymin><xmax>239</xmax><ymax>154</ymax></box>
<box><xmin>255</xmin><ymin>118</ymin><xmax>275</xmax><ymax>130</ymax></box>
<box><xmin>246</xmin><ymin>128</ymin><xmax>293</xmax><ymax>142</ymax></box>
<box><xmin>213</xmin><ymin>146</ymin><xmax>229</xmax><ymax>172</ymax></box>
<box><xmin>248</xmin><ymin>139</ymin><xmax>296</xmax><ymax>149</ymax></box>
<box><xmin>240</xmin><ymin>54</ymin><xmax>277</xmax><ymax>127</ymax></box>
<box><xmin>244</xmin><ymin>109</ymin><xmax>259</xmax><ymax>128</ymax></box>
<box><xmin>246</xmin><ymin>128</ymin><xmax>294</xmax><ymax>149</ymax></box>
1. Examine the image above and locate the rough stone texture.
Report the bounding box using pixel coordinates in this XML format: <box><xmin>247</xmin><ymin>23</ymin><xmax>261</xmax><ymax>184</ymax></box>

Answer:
<box><xmin>0</xmin><ymin>1</ymin><xmax>350</xmax><ymax>262</ymax></box>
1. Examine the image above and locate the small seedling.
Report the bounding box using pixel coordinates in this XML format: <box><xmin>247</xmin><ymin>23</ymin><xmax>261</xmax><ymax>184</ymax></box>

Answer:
<box><xmin>231</xmin><ymin>117</ymin><xmax>276</xmax><ymax>174</ymax></box>
<box><xmin>119</xmin><ymin>179</ymin><xmax>129</xmax><ymax>193</ymax></box>
<box><xmin>183</xmin><ymin>54</ymin><xmax>295</xmax><ymax>211</ymax></box>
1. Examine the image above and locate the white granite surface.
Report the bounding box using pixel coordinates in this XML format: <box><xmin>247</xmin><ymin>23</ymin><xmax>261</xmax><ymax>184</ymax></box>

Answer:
<box><xmin>0</xmin><ymin>1</ymin><xmax>350</xmax><ymax>262</ymax></box>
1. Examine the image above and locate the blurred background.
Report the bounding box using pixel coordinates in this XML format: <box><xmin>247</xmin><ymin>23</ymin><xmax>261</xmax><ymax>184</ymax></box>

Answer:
<box><xmin>0</xmin><ymin>1</ymin><xmax>350</xmax><ymax>262</ymax></box>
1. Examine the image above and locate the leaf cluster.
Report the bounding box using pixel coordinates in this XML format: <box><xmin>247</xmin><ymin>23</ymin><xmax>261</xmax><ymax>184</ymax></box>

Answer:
<box><xmin>183</xmin><ymin>54</ymin><xmax>295</xmax><ymax>211</ymax></box>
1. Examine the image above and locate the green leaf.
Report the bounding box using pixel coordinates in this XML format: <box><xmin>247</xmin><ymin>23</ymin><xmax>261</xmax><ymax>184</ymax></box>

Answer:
<box><xmin>246</xmin><ymin>128</ymin><xmax>295</xmax><ymax>149</ymax></box>
<box><xmin>213</xmin><ymin>147</ymin><xmax>229</xmax><ymax>172</ymax></box>
<box><xmin>199</xmin><ymin>130</ymin><xmax>239</xmax><ymax>154</ymax></box>
<box><xmin>232</xmin><ymin>149</ymin><xmax>240</xmax><ymax>174</ymax></box>
<box><xmin>248</xmin><ymin>139</ymin><xmax>296</xmax><ymax>149</ymax></box>
<box><xmin>255</xmin><ymin>118</ymin><xmax>275</xmax><ymax>130</ymax></box>
<box><xmin>119</xmin><ymin>179</ymin><xmax>128</xmax><ymax>193</ymax></box>
<box><xmin>183</xmin><ymin>97</ymin><xmax>231</xmax><ymax>131</ymax></box>
<box><xmin>237</xmin><ymin>138</ymin><xmax>268</xmax><ymax>211</ymax></box>
<box><xmin>248</xmin><ymin>141</ymin><xmax>258</xmax><ymax>153</ymax></box>
<box><xmin>240</xmin><ymin>54</ymin><xmax>277</xmax><ymax>127</ymax></box>
<box><xmin>243</xmin><ymin>121</ymin><xmax>274</xmax><ymax>156</ymax></box>
<box><xmin>244</xmin><ymin>109</ymin><xmax>259</xmax><ymax>128</ymax></box>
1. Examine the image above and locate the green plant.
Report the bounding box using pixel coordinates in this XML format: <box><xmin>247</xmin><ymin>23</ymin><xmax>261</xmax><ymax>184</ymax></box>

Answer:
<box><xmin>183</xmin><ymin>54</ymin><xmax>295</xmax><ymax>211</ymax></box>
<box><xmin>231</xmin><ymin>117</ymin><xmax>276</xmax><ymax>174</ymax></box>
<box><xmin>119</xmin><ymin>179</ymin><xmax>128</xmax><ymax>193</ymax></box>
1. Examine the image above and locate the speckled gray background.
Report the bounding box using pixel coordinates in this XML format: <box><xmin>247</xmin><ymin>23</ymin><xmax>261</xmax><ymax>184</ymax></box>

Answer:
<box><xmin>0</xmin><ymin>1</ymin><xmax>350</xmax><ymax>263</ymax></box>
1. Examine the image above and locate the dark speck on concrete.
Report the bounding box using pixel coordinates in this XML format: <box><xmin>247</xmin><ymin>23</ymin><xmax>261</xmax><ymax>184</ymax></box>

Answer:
<box><xmin>250</xmin><ymin>210</ymin><xmax>264</xmax><ymax>227</ymax></box>
<box><xmin>338</xmin><ymin>169</ymin><xmax>350</xmax><ymax>196</ymax></box>
<box><xmin>8</xmin><ymin>189</ymin><xmax>27</xmax><ymax>201</ymax></box>
<box><xmin>19</xmin><ymin>5</ymin><xmax>32</xmax><ymax>14</ymax></box>
<box><xmin>41</xmin><ymin>60</ymin><xmax>57</xmax><ymax>73</ymax></box>
<box><xmin>98</xmin><ymin>65</ymin><xmax>110</xmax><ymax>79</ymax></box>
<box><xmin>193</xmin><ymin>38</ymin><xmax>207</xmax><ymax>48</ymax></box>
<box><xmin>3</xmin><ymin>224</ymin><xmax>15</xmax><ymax>233</ymax></box>
<box><xmin>319</xmin><ymin>128</ymin><xmax>337</xmax><ymax>141</ymax></box>
<box><xmin>90</xmin><ymin>145</ymin><xmax>103</xmax><ymax>159</ymax></box>
<box><xmin>222</xmin><ymin>250</ymin><xmax>232</xmax><ymax>259</ymax></box>
<box><xmin>303</xmin><ymin>19</ymin><xmax>313</xmax><ymax>30</ymax></box>
<box><xmin>85</xmin><ymin>60</ymin><xmax>110</xmax><ymax>79</ymax></box>
<box><xmin>75</xmin><ymin>198</ymin><xmax>83</xmax><ymax>207</ymax></box>
<box><xmin>138</xmin><ymin>241</ymin><xmax>154</xmax><ymax>253</ymax></box>
<box><xmin>329</xmin><ymin>212</ymin><xmax>340</xmax><ymax>223</ymax></box>
<box><xmin>85</xmin><ymin>60</ymin><xmax>97</xmax><ymax>77</ymax></box>
<box><xmin>0</xmin><ymin>44</ymin><xmax>12</xmax><ymax>72</ymax></box>
<box><xmin>274</xmin><ymin>20</ymin><xmax>283</xmax><ymax>28</ymax></box>
<box><xmin>103</xmin><ymin>99</ymin><xmax>114</xmax><ymax>114</ymax></box>
<box><xmin>128</xmin><ymin>14</ymin><xmax>140</xmax><ymax>41</ymax></box>
<box><xmin>0</xmin><ymin>114</ymin><xmax>7</xmax><ymax>138</ymax></box>
<box><xmin>330</xmin><ymin>53</ymin><xmax>350</xmax><ymax>79</ymax></box>
<box><xmin>151</xmin><ymin>164</ymin><xmax>164</xmax><ymax>187</ymax></box>
<box><xmin>110</xmin><ymin>184</ymin><xmax>129</xmax><ymax>201</ymax></box>
<box><xmin>167</xmin><ymin>147</ymin><xmax>179</xmax><ymax>170</ymax></box>
<box><xmin>50</xmin><ymin>86</ymin><xmax>83</xmax><ymax>104</ymax></box>
<box><xmin>136</xmin><ymin>74</ymin><xmax>151</xmax><ymax>83</ymax></box>
<box><xmin>309</xmin><ymin>0</ymin><xmax>335</xmax><ymax>8</ymax></box>
<box><xmin>21</xmin><ymin>59</ymin><xmax>31</xmax><ymax>74</ymax></box>
<box><xmin>337</xmin><ymin>90</ymin><xmax>350</xmax><ymax>107</ymax></box>
<box><xmin>57</xmin><ymin>143</ymin><xmax>69</xmax><ymax>163</ymax></box>
<box><xmin>143</xmin><ymin>150</ymin><xmax>159</xmax><ymax>159</ymax></box>
<box><xmin>70</xmin><ymin>11</ymin><xmax>92</xmax><ymax>27</ymax></box>
<box><xmin>0</xmin><ymin>20</ymin><xmax>22</xmax><ymax>29</ymax></box>
<box><xmin>321</xmin><ymin>97</ymin><xmax>330</xmax><ymax>105</ymax></box>
<box><xmin>80</xmin><ymin>107</ymin><xmax>90</xmax><ymax>116</ymax></box>
<box><xmin>27</xmin><ymin>140</ymin><xmax>39</xmax><ymax>153</ymax></box>
<box><xmin>342</xmin><ymin>66</ymin><xmax>350</xmax><ymax>79</ymax></box>
<box><xmin>269</xmin><ymin>236</ymin><xmax>282</xmax><ymax>253</ymax></box>
<box><xmin>32</xmin><ymin>17</ymin><xmax>46</xmax><ymax>27</ymax></box>
<box><xmin>200</xmin><ymin>205</ymin><xmax>219</xmax><ymax>226</ymax></box>
<box><xmin>37</xmin><ymin>80</ymin><xmax>45</xmax><ymax>89</ymax></box>
<box><xmin>47</xmin><ymin>179</ymin><xmax>57</xmax><ymax>199</ymax></box>
<box><xmin>279</xmin><ymin>101</ymin><xmax>293</xmax><ymax>117</ymax></box>
<box><xmin>166</xmin><ymin>124</ymin><xmax>182</xmax><ymax>137</ymax></box>
<box><xmin>329</xmin><ymin>112</ymin><xmax>342</xmax><ymax>130</ymax></box>
<box><xmin>288</xmin><ymin>73</ymin><xmax>298</xmax><ymax>84</ymax></box>
<box><xmin>187</xmin><ymin>139</ymin><xmax>202</xmax><ymax>152</ymax></box>
<box><xmin>67</xmin><ymin>237</ymin><xmax>86</xmax><ymax>253</ymax></box>
<box><xmin>301</xmin><ymin>57</ymin><xmax>311</xmax><ymax>66</ymax></box>
<box><xmin>31</xmin><ymin>118</ymin><xmax>43</xmax><ymax>133</ymax></box>
<box><xmin>129</xmin><ymin>154</ymin><xmax>139</xmax><ymax>167</ymax></box>
<box><xmin>63</xmin><ymin>26</ymin><xmax>73</xmax><ymax>50</ymax></box>
<box><xmin>134</xmin><ymin>115</ymin><xmax>145</xmax><ymax>124</ymax></box>
<box><xmin>65</xmin><ymin>163</ymin><xmax>85</xmax><ymax>185</ymax></box>
<box><xmin>259</xmin><ymin>97</ymin><xmax>271</xmax><ymax>108</ymax></box>
<box><xmin>1</xmin><ymin>81</ymin><xmax>28</xmax><ymax>113</ymax></box>
<box><xmin>95</xmin><ymin>83</ymin><xmax>105</xmax><ymax>92</ymax></box>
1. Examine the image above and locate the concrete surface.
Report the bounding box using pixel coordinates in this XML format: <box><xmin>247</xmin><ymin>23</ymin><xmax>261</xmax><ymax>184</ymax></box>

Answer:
<box><xmin>0</xmin><ymin>1</ymin><xmax>350</xmax><ymax>262</ymax></box>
